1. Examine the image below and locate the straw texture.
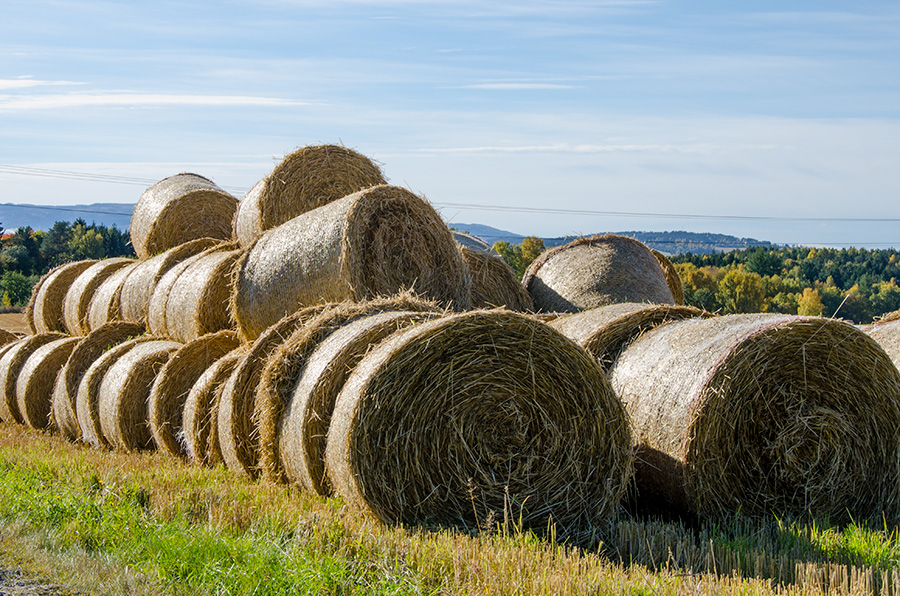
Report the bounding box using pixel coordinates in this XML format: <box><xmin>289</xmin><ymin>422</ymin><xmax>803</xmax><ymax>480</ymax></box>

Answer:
<box><xmin>86</xmin><ymin>263</ymin><xmax>136</xmax><ymax>332</ymax></box>
<box><xmin>458</xmin><ymin>244</ymin><xmax>533</xmax><ymax>311</ymax></box>
<box><xmin>24</xmin><ymin>272</ymin><xmax>47</xmax><ymax>334</ymax></box>
<box><xmin>0</xmin><ymin>333</ymin><xmax>66</xmax><ymax>424</ymax></box>
<box><xmin>863</xmin><ymin>318</ymin><xmax>900</xmax><ymax>368</ymax></box>
<box><xmin>326</xmin><ymin>310</ymin><xmax>633</xmax><ymax>542</ymax></box>
<box><xmin>120</xmin><ymin>237</ymin><xmax>221</xmax><ymax>325</ymax></box>
<box><xmin>610</xmin><ymin>314</ymin><xmax>900</xmax><ymax>522</ymax></box>
<box><xmin>232</xmin><ymin>184</ymin><xmax>471</xmax><ymax>341</ymax></box>
<box><xmin>280</xmin><ymin>310</ymin><xmax>436</xmax><ymax>494</ymax></box>
<box><xmin>550</xmin><ymin>303</ymin><xmax>712</xmax><ymax>373</ymax></box>
<box><xmin>63</xmin><ymin>258</ymin><xmax>135</xmax><ymax>335</ymax></box>
<box><xmin>650</xmin><ymin>249</ymin><xmax>685</xmax><ymax>305</ymax></box>
<box><xmin>16</xmin><ymin>337</ymin><xmax>80</xmax><ymax>429</ymax></box>
<box><xmin>31</xmin><ymin>260</ymin><xmax>96</xmax><ymax>334</ymax></box>
<box><xmin>148</xmin><ymin>331</ymin><xmax>241</xmax><ymax>457</ymax></box>
<box><xmin>131</xmin><ymin>173</ymin><xmax>237</xmax><ymax>259</ymax></box>
<box><xmin>234</xmin><ymin>144</ymin><xmax>386</xmax><ymax>247</ymax></box>
<box><xmin>522</xmin><ymin>234</ymin><xmax>674</xmax><ymax>313</ymax></box>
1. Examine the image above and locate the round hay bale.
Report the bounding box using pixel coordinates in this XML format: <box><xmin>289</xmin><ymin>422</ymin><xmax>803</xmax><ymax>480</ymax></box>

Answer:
<box><xmin>24</xmin><ymin>272</ymin><xmax>48</xmax><ymax>334</ymax></box>
<box><xmin>234</xmin><ymin>144</ymin><xmax>387</xmax><ymax>247</ymax></box>
<box><xmin>63</xmin><ymin>258</ymin><xmax>135</xmax><ymax>335</ymax></box>
<box><xmin>863</xmin><ymin>318</ymin><xmax>900</xmax><ymax>369</ymax></box>
<box><xmin>131</xmin><ymin>173</ymin><xmax>237</xmax><ymax>259</ymax></box>
<box><xmin>650</xmin><ymin>249</ymin><xmax>685</xmax><ymax>305</ymax></box>
<box><xmin>452</xmin><ymin>230</ymin><xmax>497</xmax><ymax>255</ymax></box>
<box><xmin>256</xmin><ymin>295</ymin><xmax>444</xmax><ymax>483</ymax></box>
<box><xmin>120</xmin><ymin>238</ymin><xmax>223</xmax><ymax>326</ymax></box>
<box><xmin>280</xmin><ymin>310</ymin><xmax>437</xmax><ymax>494</ymax></box>
<box><xmin>0</xmin><ymin>328</ymin><xmax>19</xmax><ymax>347</ymax></box>
<box><xmin>182</xmin><ymin>347</ymin><xmax>247</xmax><ymax>467</ymax></box>
<box><xmin>232</xmin><ymin>184</ymin><xmax>471</xmax><ymax>341</ymax></box>
<box><xmin>522</xmin><ymin>234</ymin><xmax>674</xmax><ymax>314</ymax></box>
<box><xmin>457</xmin><ymin>245</ymin><xmax>533</xmax><ymax>312</ymax></box>
<box><xmin>76</xmin><ymin>337</ymin><xmax>155</xmax><ymax>448</ymax></box>
<box><xmin>163</xmin><ymin>247</ymin><xmax>244</xmax><ymax>343</ymax></box>
<box><xmin>16</xmin><ymin>337</ymin><xmax>80</xmax><ymax>429</ymax></box>
<box><xmin>609</xmin><ymin>314</ymin><xmax>900</xmax><ymax>522</ymax></box>
<box><xmin>326</xmin><ymin>310</ymin><xmax>632</xmax><ymax>541</ymax></box>
<box><xmin>99</xmin><ymin>340</ymin><xmax>182</xmax><ymax>452</ymax></box>
<box><xmin>52</xmin><ymin>322</ymin><xmax>146</xmax><ymax>441</ymax></box>
<box><xmin>549</xmin><ymin>303</ymin><xmax>712</xmax><ymax>373</ymax></box>
<box><xmin>218</xmin><ymin>304</ymin><xmax>331</xmax><ymax>478</ymax></box>
<box><xmin>147</xmin><ymin>331</ymin><xmax>241</xmax><ymax>457</ymax></box>
<box><xmin>30</xmin><ymin>260</ymin><xmax>97</xmax><ymax>334</ymax></box>
<box><xmin>0</xmin><ymin>333</ymin><xmax>66</xmax><ymax>424</ymax></box>
<box><xmin>86</xmin><ymin>263</ymin><xmax>136</xmax><ymax>332</ymax></box>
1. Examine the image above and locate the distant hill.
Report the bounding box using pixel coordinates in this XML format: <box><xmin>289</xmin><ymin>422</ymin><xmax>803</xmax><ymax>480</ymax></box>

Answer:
<box><xmin>0</xmin><ymin>202</ymin><xmax>134</xmax><ymax>232</ymax></box>
<box><xmin>451</xmin><ymin>223</ymin><xmax>775</xmax><ymax>255</ymax></box>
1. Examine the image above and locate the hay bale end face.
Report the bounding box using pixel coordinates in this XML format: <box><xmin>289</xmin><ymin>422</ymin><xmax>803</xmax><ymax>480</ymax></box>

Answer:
<box><xmin>233</xmin><ymin>185</ymin><xmax>470</xmax><ymax>341</ymax></box>
<box><xmin>0</xmin><ymin>333</ymin><xmax>66</xmax><ymax>424</ymax></box>
<box><xmin>131</xmin><ymin>174</ymin><xmax>237</xmax><ymax>259</ymax></box>
<box><xmin>523</xmin><ymin>234</ymin><xmax>674</xmax><ymax>314</ymax></box>
<box><xmin>63</xmin><ymin>258</ymin><xmax>135</xmax><ymax>336</ymax></box>
<box><xmin>87</xmin><ymin>263</ymin><xmax>136</xmax><ymax>332</ymax></box>
<box><xmin>17</xmin><ymin>337</ymin><xmax>80</xmax><ymax>429</ymax></box>
<box><xmin>234</xmin><ymin>144</ymin><xmax>387</xmax><ymax>247</ymax></box>
<box><xmin>326</xmin><ymin>310</ymin><xmax>633</xmax><ymax>542</ymax></box>
<box><xmin>148</xmin><ymin>330</ymin><xmax>241</xmax><ymax>457</ymax></box>
<box><xmin>99</xmin><ymin>340</ymin><xmax>182</xmax><ymax>452</ymax></box>
<box><xmin>610</xmin><ymin>314</ymin><xmax>900</xmax><ymax>522</ymax></box>
<box><xmin>30</xmin><ymin>260</ymin><xmax>97</xmax><ymax>334</ymax></box>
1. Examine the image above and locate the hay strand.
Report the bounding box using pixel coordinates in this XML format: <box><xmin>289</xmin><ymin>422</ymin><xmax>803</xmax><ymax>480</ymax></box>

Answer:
<box><xmin>63</xmin><ymin>258</ymin><xmax>135</xmax><ymax>335</ymax></box>
<box><xmin>234</xmin><ymin>144</ymin><xmax>386</xmax><ymax>247</ymax></box>
<box><xmin>131</xmin><ymin>173</ymin><xmax>237</xmax><ymax>259</ymax></box>
<box><xmin>0</xmin><ymin>333</ymin><xmax>66</xmax><ymax>424</ymax></box>
<box><xmin>522</xmin><ymin>234</ymin><xmax>674</xmax><ymax>313</ymax></box>
<box><xmin>232</xmin><ymin>184</ymin><xmax>470</xmax><ymax>341</ymax></box>
<box><xmin>16</xmin><ymin>337</ymin><xmax>80</xmax><ymax>429</ymax></box>
<box><xmin>31</xmin><ymin>260</ymin><xmax>97</xmax><ymax>334</ymax></box>
<box><xmin>147</xmin><ymin>330</ymin><xmax>241</xmax><ymax>457</ymax></box>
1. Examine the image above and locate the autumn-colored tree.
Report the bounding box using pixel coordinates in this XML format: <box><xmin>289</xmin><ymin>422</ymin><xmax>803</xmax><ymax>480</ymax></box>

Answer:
<box><xmin>716</xmin><ymin>267</ymin><xmax>765</xmax><ymax>314</ymax></box>
<box><xmin>519</xmin><ymin>236</ymin><xmax>545</xmax><ymax>272</ymax></box>
<box><xmin>797</xmin><ymin>288</ymin><xmax>824</xmax><ymax>316</ymax></box>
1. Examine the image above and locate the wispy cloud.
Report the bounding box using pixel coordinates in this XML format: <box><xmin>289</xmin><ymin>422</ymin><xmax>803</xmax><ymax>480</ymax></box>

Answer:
<box><xmin>0</xmin><ymin>78</ymin><xmax>85</xmax><ymax>90</ymax></box>
<box><xmin>0</xmin><ymin>93</ymin><xmax>311</xmax><ymax>111</ymax></box>
<box><xmin>415</xmin><ymin>143</ymin><xmax>717</xmax><ymax>154</ymax></box>
<box><xmin>457</xmin><ymin>83</ymin><xmax>576</xmax><ymax>90</ymax></box>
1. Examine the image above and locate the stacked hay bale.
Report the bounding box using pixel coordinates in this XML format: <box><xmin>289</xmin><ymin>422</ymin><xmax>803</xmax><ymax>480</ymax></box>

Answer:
<box><xmin>0</xmin><ymin>334</ymin><xmax>66</xmax><ymax>423</ymax></box>
<box><xmin>650</xmin><ymin>249</ymin><xmax>685</xmax><ymax>305</ymax></box>
<box><xmin>232</xmin><ymin>184</ymin><xmax>470</xmax><ymax>341</ymax></box>
<box><xmin>609</xmin><ymin>314</ymin><xmax>900</xmax><ymax>522</ymax></box>
<box><xmin>523</xmin><ymin>234</ymin><xmax>674</xmax><ymax>313</ymax></box>
<box><xmin>17</xmin><ymin>337</ymin><xmax>81</xmax><ymax>429</ymax></box>
<box><xmin>130</xmin><ymin>173</ymin><xmax>237</xmax><ymax>259</ymax></box>
<box><xmin>86</xmin><ymin>262</ymin><xmax>137</xmax><ymax>332</ymax></box>
<box><xmin>326</xmin><ymin>310</ymin><xmax>633</xmax><ymax>542</ymax></box>
<box><xmin>28</xmin><ymin>260</ymin><xmax>96</xmax><ymax>334</ymax></box>
<box><xmin>234</xmin><ymin>144</ymin><xmax>386</xmax><ymax>247</ymax></box>
<box><xmin>453</xmin><ymin>231</ymin><xmax>533</xmax><ymax>312</ymax></box>
<box><xmin>863</xmin><ymin>315</ymin><xmax>900</xmax><ymax>368</ymax></box>
<box><xmin>63</xmin><ymin>258</ymin><xmax>135</xmax><ymax>335</ymax></box>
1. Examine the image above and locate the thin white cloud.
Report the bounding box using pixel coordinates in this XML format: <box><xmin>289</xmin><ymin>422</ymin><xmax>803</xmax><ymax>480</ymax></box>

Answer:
<box><xmin>0</xmin><ymin>93</ymin><xmax>311</xmax><ymax>111</ymax></box>
<box><xmin>415</xmin><ymin>143</ymin><xmax>717</xmax><ymax>154</ymax></box>
<box><xmin>0</xmin><ymin>78</ymin><xmax>85</xmax><ymax>90</ymax></box>
<box><xmin>459</xmin><ymin>83</ymin><xmax>576</xmax><ymax>90</ymax></box>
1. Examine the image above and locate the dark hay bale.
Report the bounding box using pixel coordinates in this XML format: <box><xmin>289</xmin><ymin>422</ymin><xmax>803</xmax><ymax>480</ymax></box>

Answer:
<box><xmin>119</xmin><ymin>237</ymin><xmax>222</xmax><ymax>325</ymax></box>
<box><xmin>234</xmin><ymin>144</ymin><xmax>386</xmax><ymax>247</ymax></box>
<box><xmin>182</xmin><ymin>347</ymin><xmax>247</xmax><ymax>467</ymax></box>
<box><xmin>52</xmin><ymin>322</ymin><xmax>146</xmax><ymax>441</ymax></box>
<box><xmin>549</xmin><ymin>303</ymin><xmax>712</xmax><ymax>373</ymax></box>
<box><xmin>16</xmin><ymin>337</ymin><xmax>80</xmax><ymax>429</ymax></box>
<box><xmin>609</xmin><ymin>314</ymin><xmax>900</xmax><ymax>522</ymax></box>
<box><xmin>86</xmin><ymin>263</ymin><xmax>136</xmax><ymax>332</ymax></box>
<box><xmin>217</xmin><ymin>305</ymin><xmax>330</xmax><ymax>478</ymax></box>
<box><xmin>232</xmin><ymin>184</ymin><xmax>471</xmax><ymax>341</ymax></box>
<box><xmin>63</xmin><ymin>258</ymin><xmax>135</xmax><ymax>335</ymax></box>
<box><xmin>457</xmin><ymin>244</ymin><xmax>533</xmax><ymax>312</ymax></box>
<box><xmin>256</xmin><ymin>295</ymin><xmax>444</xmax><ymax>483</ymax></box>
<box><xmin>522</xmin><ymin>234</ymin><xmax>674</xmax><ymax>313</ymax></box>
<box><xmin>147</xmin><ymin>331</ymin><xmax>241</xmax><ymax>457</ymax></box>
<box><xmin>280</xmin><ymin>310</ymin><xmax>437</xmax><ymax>494</ymax></box>
<box><xmin>131</xmin><ymin>173</ymin><xmax>237</xmax><ymax>259</ymax></box>
<box><xmin>326</xmin><ymin>310</ymin><xmax>632</xmax><ymax>542</ymax></box>
<box><xmin>0</xmin><ymin>333</ymin><xmax>66</xmax><ymax>424</ymax></box>
<box><xmin>76</xmin><ymin>337</ymin><xmax>155</xmax><ymax>448</ymax></box>
<box><xmin>650</xmin><ymin>249</ymin><xmax>685</xmax><ymax>305</ymax></box>
<box><xmin>30</xmin><ymin>260</ymin><xmax>97</xmax><ymax>334</ymax></box>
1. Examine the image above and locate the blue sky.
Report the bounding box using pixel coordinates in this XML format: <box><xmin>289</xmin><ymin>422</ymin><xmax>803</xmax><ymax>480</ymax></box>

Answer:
<box><xmin>1</xmin><ymin>0</ymin><xmax>899</xmax><ymax>247</ymax></box>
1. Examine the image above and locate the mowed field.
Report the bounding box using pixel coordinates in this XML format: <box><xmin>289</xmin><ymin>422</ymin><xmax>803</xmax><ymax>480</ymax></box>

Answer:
<box><xmin>0</xmin><ymin>313</ymin><xmax>28</xmax><ymax>335</ymax></box>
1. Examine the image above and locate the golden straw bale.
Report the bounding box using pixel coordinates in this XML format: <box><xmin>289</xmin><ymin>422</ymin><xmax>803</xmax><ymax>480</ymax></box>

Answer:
<box><xmin>147</xmin><ymin>331</ymin><xmax>241</xmax><ymax>457</ymax></box>
<box><xmin>232</xmin><ymin>185</ymin><xmax>471</xmax><ymax>341</ymax></box>
<box><xmin>863</xmin><ymin>318</ymin><xmax>900</xmax><ymax>369</ymax></box>
<box><xmin>457</xmin><ymin>245</ymin><xmax>533</xmax><ymax>311</ymax></box>
<box><xmin>99</xmin><ymin>340</ymin><xmax>182</xmax><ymax>452</ymax></box>
<box><xmin>234</xmin><ymin>144</ymin><xmax>386</xmax><ymax>247</ymax></box>
<box><xmin>610</xmin><ymin>314</ymin><xmax>900</xmax><ymax>522</ymax></box>
<box><xmin>131</xmin><ymin>173</ymin><xmax>237</xmax><ymax>259</ymax></box>
<box><xmin>182</xmin><ymin>347</ymin><xmax>247</xmax><ymax>467</ymax></box>
<box><xmin>76</xmin><ymin>337</ymin><xmax>155</xmax><ymax>448</ymax></box>
<box><xmin>326</xmin><ymin>310</ymin><xmax>632</xmax><ymax>542</ymax></box>
<box><xmin>650</xmin><ymin>249</ymin><xmax>685</xmax><ymax>305</ymax></box>
<box><xmin>24</xmin><ymin>273</ymin><xmax>47</xmax><ymax>334</ymax></box>
<box><xmin>256</xmin><ymin>295</ymin><xmax>444</xmax><ymax>483</ymax></box>
<box><xmin>0</xmin><ymin>329</ymin><xmax>18</xmax><ymax>347</ymax></box>
<box><xmin>16</xmin><ymin>337</ymin><xmax>80</xmax><ymax>429</ymax></box>
<box><xmin>63</xmin><ymin>258</ymin><xmax>135</xmax><ymax>335</ymax></box>
<box><xmin>120</xmin><ymin>238</ymin><xmax>223</xmax><ymax>326</ymax></box>
<box><xmin>0</xmin><ymin>333</ymin><xmax>66</xmax><ymax>424</ymax></box>
<box><xmin>30</xmin><ymin>260</ymin><xmax>97</xmax><ymax>334</ymax></box>
<box><xmin>86</xmin><ymin>263</ymin><xmax>136</xmax><ymax>332</ymax></box>
<box><xmin>522</xmin><ymin>234</ymin><xmax>674</xmax><ymax>313</ymax></box>
<box><xmin>280</xmin><ymin>310</ymin><xmax>436</xmax><ymax>494</ymax></box>
<box><xmin>52</xmin><ymin>322</ymin><xmax>145</xmax><ymax>441</ymax></box>
<box><xmin>549</xmin><ymin>303</ymin><xmax>712</xmax><ymax>373</ymax></box>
